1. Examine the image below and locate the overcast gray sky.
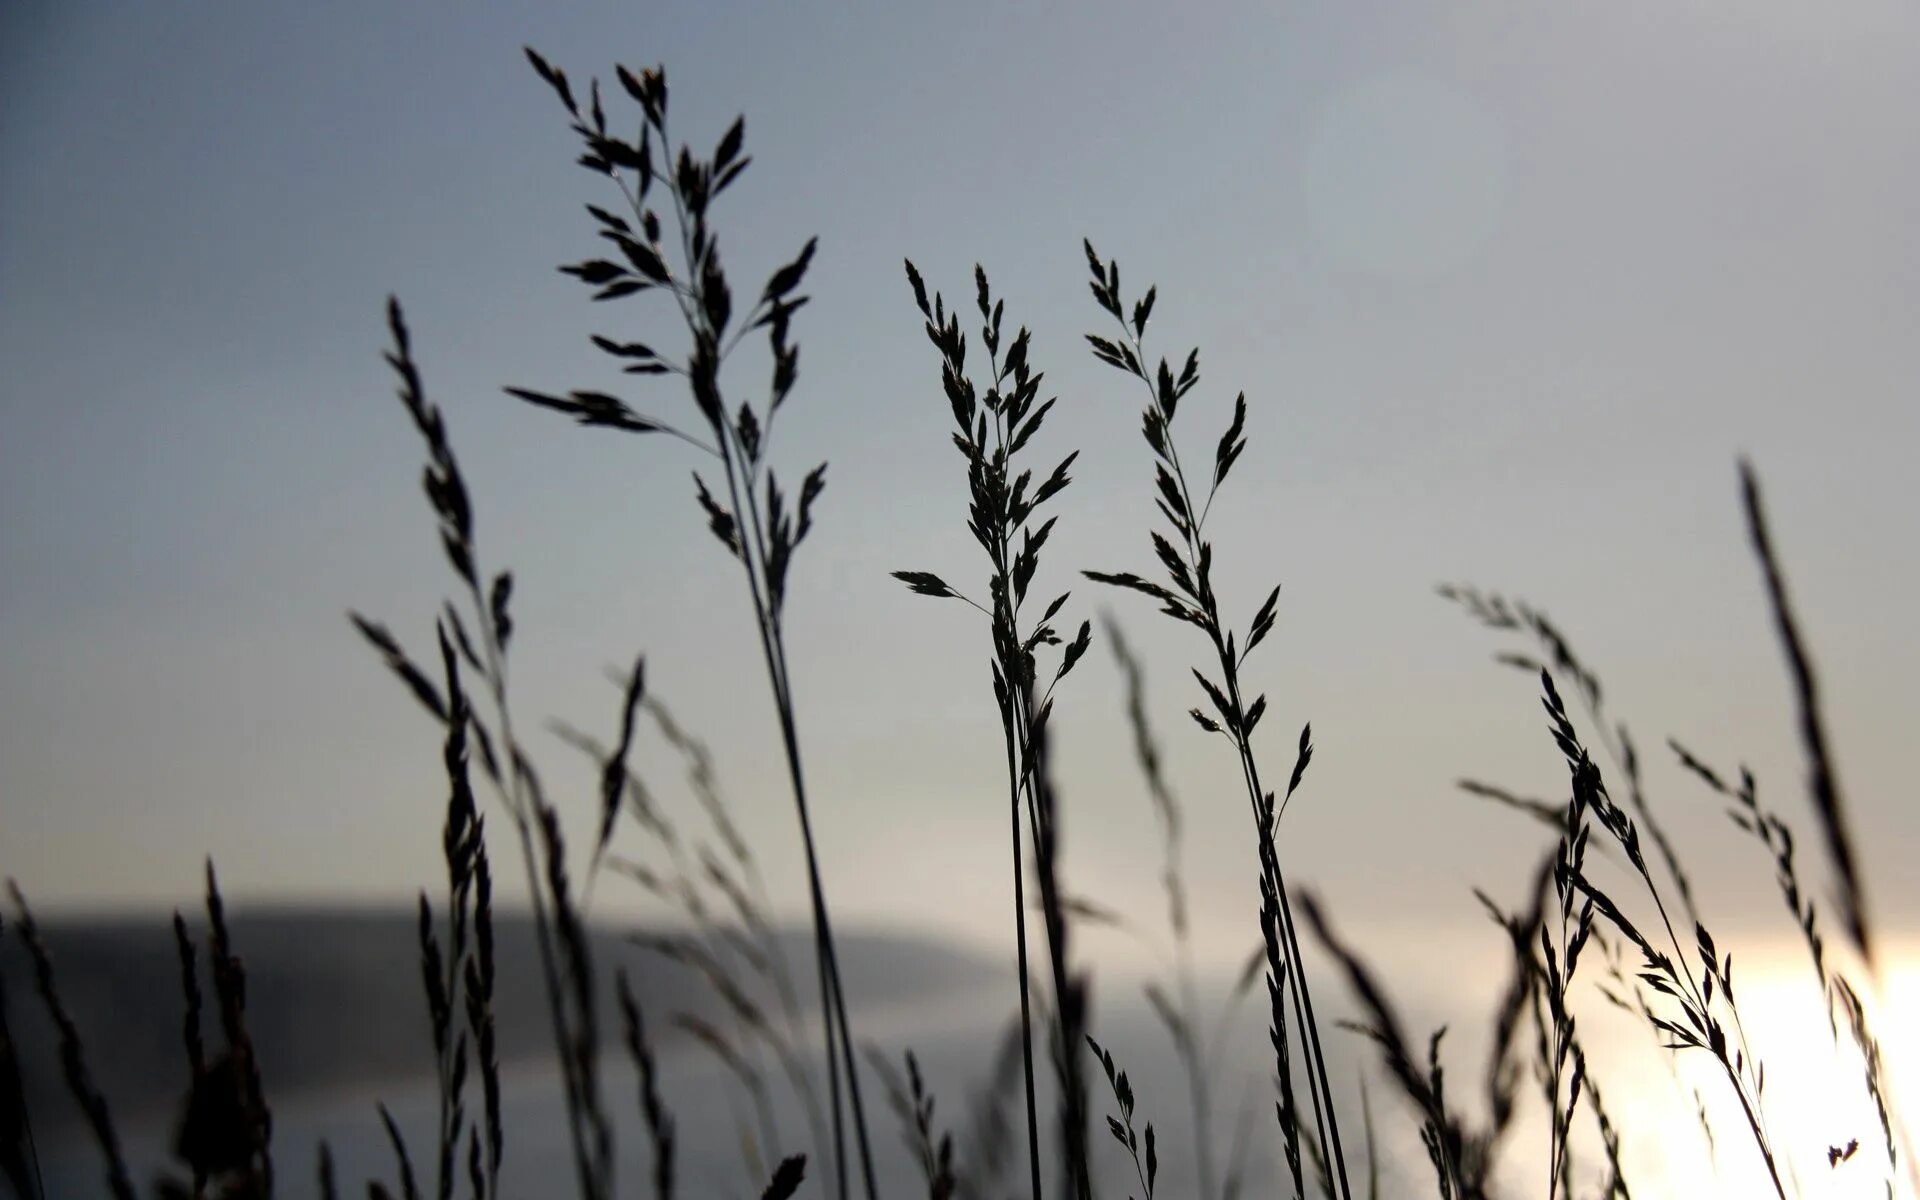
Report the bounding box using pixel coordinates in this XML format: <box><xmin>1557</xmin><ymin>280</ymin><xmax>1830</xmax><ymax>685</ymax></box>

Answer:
<box><xmin>3</xmin><ymin>2</ymin><xmax>1916</xmax><ymax>985</ymax></box>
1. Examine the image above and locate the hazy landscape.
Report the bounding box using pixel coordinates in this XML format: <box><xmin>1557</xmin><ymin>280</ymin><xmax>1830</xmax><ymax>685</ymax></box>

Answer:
<box><xmin>4</xmin><ymin>6</ymin><xmax>1917</xmax><ymax>1200</ymax></box>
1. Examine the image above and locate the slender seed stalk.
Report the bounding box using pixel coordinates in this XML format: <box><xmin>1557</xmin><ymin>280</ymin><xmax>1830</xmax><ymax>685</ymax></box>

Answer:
<box><xmin>509</xmin><ymin>52</ymin><xmax>873</xmax><ymax>1200</ymax></box>
<box><xmin>894</xmin><ymin>262</ymin><xmax>1097</xmax><ymax>1200</ymax></box>
<box><xmin>1078</xmin><ymin>240</ymin><xmax>1352</xmax><ymax>1200</ymax></box>
<box><xmin>1002</xmin><ymin>698</ymin><xmax>1047</xmax><ymax>1200</ymax></box>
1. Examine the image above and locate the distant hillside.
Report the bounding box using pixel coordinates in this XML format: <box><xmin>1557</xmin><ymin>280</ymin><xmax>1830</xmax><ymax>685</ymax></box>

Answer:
<box><xmin>3</xmin><ymin>906</ymin><xmax>1004</xmax><ymax>1132</ymax></box>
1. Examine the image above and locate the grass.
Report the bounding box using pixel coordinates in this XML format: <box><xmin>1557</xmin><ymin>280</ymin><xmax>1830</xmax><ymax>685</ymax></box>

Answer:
<box><xmin>3</xmin><ymin>45</ymin><xmax>1912</xmax><ymax>1200</ymax></box>
<box><xmin>1078</xmin><ymin>237</ymin><xmax>1353</xmax><ymax>1200</ymax></box>
<box><xmin>894</xmin><ymin>259</ymin><xmax>1094</xmax><ymax>1200</ymax></box>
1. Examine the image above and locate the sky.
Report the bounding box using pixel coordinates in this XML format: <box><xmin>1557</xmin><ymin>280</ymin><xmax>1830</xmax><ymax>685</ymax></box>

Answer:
<box><xmin>3</xmin><ymin>1</ymin><xmax>1917</xmax><ymax>987</ymax></box>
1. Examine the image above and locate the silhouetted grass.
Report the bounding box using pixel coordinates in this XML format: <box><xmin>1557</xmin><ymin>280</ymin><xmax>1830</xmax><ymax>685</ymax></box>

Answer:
<box><xmin>555</xmin><ymin>679</ymin><xmax>828</xmax><ymax>1185</ymax></box>
<box><xmin>1087</xmin><ymin>1037</ymin><xmax>1158</xmax><ymax>1200</ymax></box>
<box><xmin>1739</xmin><ymin>462</ymin><xmax>1873</xmax><ymax>972</ymax></box>
<box><xmin>6</xmin><ymin>886</ymin><xmax>135</xmax><ymax>1200</ymax></box>
<box><xmin>4</xmin><ymin>44</ymin><xmax>1913</xmax><ymax>1200</ymax></box>
<box><xmin>1104</xmin><ymin>616</ymin><xmax>1265</xmax><ymax>1200</ymax></box>
<box><xmin>512</xmin><ymin>46</ymin><xmax>867</xmax><ymax>1200</ymax></box>
<box><xmin>895</xmin><ymin>260</ymin><xmax>1095</xmax><ymax>1200</ymax></box>
<box><xmin>863</xmin><ymin>1048</ymin><xmax>957</xmax><ymax>1200</ymax></box>
<box><xmin>1078</xmin><ymin>238</ymin><xmax>1353</xmax><ymax>1200</ymax></box>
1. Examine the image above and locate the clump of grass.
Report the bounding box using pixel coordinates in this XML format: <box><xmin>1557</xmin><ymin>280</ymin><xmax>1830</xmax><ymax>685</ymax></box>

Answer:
<box><xmin>1298</xmin><ymin>840</ymin><xmax>1607</xmax><ymax>1200</ymax></box>
<box><xmin>583</xmin><ymin>678</ymin><xmax>828</xmax><ymax>1173</ymax></box>
<box><xmin>1668</xmin><ymin>738</ymin><xmax>1906</xmax><ymax>1191</ymax></box>
<box><xmin>1077</xmin><ymin>238</ymin><xmax>1351</xmax><ymax>1200</ymax></box>
<box><xmin>353</xmin><ymin>296</ymin><xmax>617</xmax><ymax>1198</ymax></box>
<box><xmin>11</xmin><ymin>38</ymin><xmax>1920</xmax><ymax>1200</ymax></box>
<box><xmin>512</xmin><ymin>47</ymin><xmax>868</xmax><ymax>1200</ymax></box>
<box><xmin>8</xmin><ymin>863</ymin><xmax>285</xmax><ymax>1200</ymax></box>
<box><xmin>1430</xmin><ymin>463</ymin><xmax>1912</xmax><ymax>1199</ymax></box>
<box><xmin>894</xmin><ymin>259</ymin><xmax>1095</xmax><ymax>1200</ymax></box>
<box><xmin>554</xmin><ymin>694</ymin><xmax>820</xmax><ymax>1187</ymax></box>
<box><xmin>361</xmin><ymin>287</ymin><xmax>820</xmax><ymax>1200</ymax></box>
<box><xmin>1534</xmin><ymin>663</ymin><xmax>1784</xmax><ymax>1197</ymax></box>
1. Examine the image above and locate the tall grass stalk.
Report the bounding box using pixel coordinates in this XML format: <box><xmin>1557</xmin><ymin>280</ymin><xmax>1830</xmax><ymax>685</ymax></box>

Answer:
<box><xmin>1078</xmin><ymin>239</ymin><xmax>1352</xmax><ymax>1200</ymax></box>
<box><xmin>894</xmin><ymin>261</ymin><xmax>1095</xmax><ymax>1200</ymax></box>
<box><xmin>510</xmin><ymin>50</ymin><xmax>873</xmax><ymax>1200</ymax></box>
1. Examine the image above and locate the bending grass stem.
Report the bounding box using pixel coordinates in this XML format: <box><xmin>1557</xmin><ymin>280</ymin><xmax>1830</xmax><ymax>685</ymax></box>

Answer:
<box><xmin>1104</xmin><ymin>301</ymin><xmax>1351</xmax><ymax>1200</ymax></box>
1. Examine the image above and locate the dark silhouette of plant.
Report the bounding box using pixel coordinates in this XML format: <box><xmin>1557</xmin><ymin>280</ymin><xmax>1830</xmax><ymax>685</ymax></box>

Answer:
<box><xmin>6</xmin><ymin>35</ymin><xmax>1918</xmax><ymax>1200</ymax></box>
<box><xmin>5</xmin><ymin>885</ymin><xmax>136</xmax><ymax>1200</ymax></box>
<box><xmin>1739</xmin><ymin>462</ymin><xmax>1874</xmax><ymax>974</ymax></box>
<box><xmin>355</xmin><ymin>291</ymin><xmax>818</xmax><ymax>1200</ymax></box>
<box><xmin>1425</xmin><ymin>464</ymin><xmax>1910</xmax><ymax>1199</ymax></box>
<box><xmin>893</xmin><ymin>260</ymin><xmax>1094</xmax><ymax>1200</ymax></box>
<box><xmin>555</xmin><ymin>679</ymin><xmax>827</xmax><ymax>1185</ymax></box>
<box><xmin>1089</xmin><ymin>1036</ymin><xmax>1159</xmax><ymax>1200</ymax></box>
<box><xmin>353</xmin><ymin>298</ymin><xmax>617</xmax><ymax>1199</ymax></box>
<box><xmin>1077</xmin><ymin>238</ymin><xmax>1352</xmax><ymax>1200</ymax></box>
<box><xmin>7</xmin><ymin>865</ymin><xmax>281</xmax><ymax>1200</ymax></box>
<box><xmin>408</xmin><ymin>627</ymin><xmax>503</xmax><ymax>1200</ymax></box>
<box><xmin>864</xmin><ymin>1047</ymin><xmax>959</xmax><ymax>1200</ymax></box>
<box><xmin>510</xmin><ymin>48</ymin><xmax>871</xmax><ymax>1200</ymax></box>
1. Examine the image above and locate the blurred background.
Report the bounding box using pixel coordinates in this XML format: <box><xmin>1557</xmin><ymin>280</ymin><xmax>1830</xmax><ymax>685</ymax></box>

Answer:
<box><xmin>3</xmin><ymin>3</ymin><xmax>1916</xmax><ymax>1195</ymax></box>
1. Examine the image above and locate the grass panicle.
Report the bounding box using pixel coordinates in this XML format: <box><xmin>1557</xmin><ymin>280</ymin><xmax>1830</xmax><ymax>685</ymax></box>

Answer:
<box><xmin>1079</xmin><ymin>238</ymin><xmax>1351</xmax><ymax>1200</ymax></box>
<box><xmin>5</xmin><ymin>883</ymin><xmax>134</xmax><ymax>1200</ymax></box>
<box><xmin>865</xmin><ymin>1047</ymin><xmax>958</xmax><ymax>1200</ymax></box>
<box><xmin>1543</xmin><ymin>681</ymin><xmax>1786</xmax><ymax>1199</ymax></box>
<box><xmin>1088</xmin><ymin>1036</ymin><xmax>1159</xmax><ymax>1200</ymax></box>
<box><xmin>1439</xmin><ymin>583</ymin><xmax>1698</xmax><ymax>931</ymax></box>
<box><xmin>1738</xmin><ymin>461</ymin><xmax>1873</xmax><ymax>971</ymax></box>
<box><xmin>896</xmin><ymin>260</ymin><xmax>1096</xmax><ymax>1200</ymax></box>
<box><xmin>515</xmin><ymin>48</ymin><xmax>873</xmax><ymax>1200</ymax></box>
<box><xmin>395</xmin><ymin>625</ymin><xmax>503</xmax><ymax>1200</ymax></box>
